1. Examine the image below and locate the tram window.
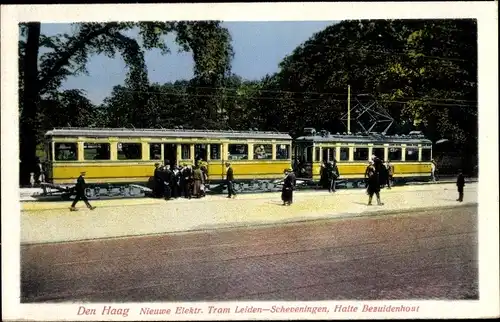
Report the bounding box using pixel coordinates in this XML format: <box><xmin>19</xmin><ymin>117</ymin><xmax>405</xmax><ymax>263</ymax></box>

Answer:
<box><xmin>254</xmin><ymin>144</ymin><xmax>272</xmax><ymax>160</ymax></box>
<box><xmin>421</xmin><ymin>148</ymin><xmax>432</xmax><ymax>161</ymax></box>
<box><xmin>339</xmin><ymin>147</ymin><xmax>349</xmax><ymax>161</ymax></box>
<box><xmin>406</xmin><ymin>146</ymin><xmax>419</xmax><ymax>161</ymax></box>
<box><xmin>54</xmin><ymin>143</ymin><xmax>78</xmax><ymax>161</ymax></box>
<box><xmin>388</xmin><ymin>147</ymin><xmax>402</xmax><ymax>161</ymax></box>
<box><xmin>315</xmin><ymin>147</ymin><xmax>321</xmax><ymax>162</ymax></box>
<box><xmin>276</xmin><ymin>144</ymin><xmax>290</xmax><ymax>160</ymax></box>
<box><xmin>372</xmin><ymin>147</ymin><xmax>385</xmax><ymax>160</ymax></box>
<box><xmin>329</xmin><ymin>148</ymin><xmax>336</xmax><ymax>162</ymax></box>
<box><xmin>306</xmin><ymin>146</ymin><xmax>313</xmax><ymax>162</ymax></box>
<box><xmin>181</xmin><ymin>144</ymin><xmax>191</xmax><ymax>160</ymax></box>
<box><xmin>322</xmin><ymin>148</ymin><xmax>328</xmax><ymax>162</ymax></box>
<box><xmin>194</xmin><ymin>144</ymin><xmax>208</xmax><ymax>161</ymax></box>
<box><xmin>353</xmin><ymin>147</ymin><xmax>369</xmax><ymax>161</ymax></box>
<box><xmin>117</xmin><ymin>143</ymin><xmax>142</xmax><ymax>160</ymax></box>
<box><xmin>149</xmin><ymin>143</ymin><xmax>161</xmax><ymax>160</ymax></box>
<box><xmin>210</xmin><ymin>144</ymin><xmax>221</xmax><ymax>160</ymax></box>
<box><xmin>84</xmin><ymin>143</ymin><xmax>110</xmax><ymax>160</ymax></box>
<box><xmin>228</xmin><ymin>144</ymin><xmax>248</xmax><ymax>160</ymax></box>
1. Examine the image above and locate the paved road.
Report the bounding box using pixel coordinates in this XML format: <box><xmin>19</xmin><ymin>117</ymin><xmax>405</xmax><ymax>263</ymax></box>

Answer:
<box><xmin>21</xmin><ymin>204</ymin><xmax>478</xmax><ymax>302</ymax></box>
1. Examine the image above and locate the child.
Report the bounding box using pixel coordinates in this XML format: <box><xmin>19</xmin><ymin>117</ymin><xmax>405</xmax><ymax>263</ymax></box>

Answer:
<box><xmin>456</xmin><ymin>169</ymin><xmax>465</xmax><ymax>202</ymax></box>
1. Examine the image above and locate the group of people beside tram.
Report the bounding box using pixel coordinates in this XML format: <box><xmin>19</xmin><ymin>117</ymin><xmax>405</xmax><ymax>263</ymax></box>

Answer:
<box><xmin>320</xmin><ymin>160</ymin><xmax>340</xmax><ymax>193</ymax></box>
<box><xmin>152</xmin><ymin>160</ymin><xmax>208</xmax><ymax>199</ymax></box>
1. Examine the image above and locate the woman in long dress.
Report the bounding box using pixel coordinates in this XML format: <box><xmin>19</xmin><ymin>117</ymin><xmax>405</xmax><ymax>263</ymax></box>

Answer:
<box><xmin>366</xmin><ymin>164</ymin><xmax>384</xmax><ymax>206</ymax></box>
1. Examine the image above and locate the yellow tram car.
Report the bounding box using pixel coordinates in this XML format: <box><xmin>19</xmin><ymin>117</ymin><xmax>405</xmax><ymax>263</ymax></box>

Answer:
<box><xmin>294</xmin><ymin>128</ymin><xmax>433</xmax><ymax>186</ymax></box>
<box><xmin>43</xmin><ymin>127</ymin><xmax>293</xmax><ymax>191</ymax></box>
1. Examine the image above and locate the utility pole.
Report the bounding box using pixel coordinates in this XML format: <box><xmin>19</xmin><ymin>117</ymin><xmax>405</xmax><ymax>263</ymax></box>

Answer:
<box><xmin>347</xmin><ymin>85</ymin><xmax>351</xmax><ymax>134</ymax></box>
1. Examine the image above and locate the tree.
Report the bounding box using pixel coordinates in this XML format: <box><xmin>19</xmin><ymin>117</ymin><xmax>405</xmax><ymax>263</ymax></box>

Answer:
<box><xmin>258</xmin><ymin>19</ymin><xmax>477</xmax><ymax>148</ymax></box>
<box><xmin>18</xmin><ymin>21</ymin><xmax>233</xmax><ymax>184</ymax></box>
<box><xmin>38</xmin><ymin>89</ymin><xmax>97</xmax><ymax>137</ymax></box>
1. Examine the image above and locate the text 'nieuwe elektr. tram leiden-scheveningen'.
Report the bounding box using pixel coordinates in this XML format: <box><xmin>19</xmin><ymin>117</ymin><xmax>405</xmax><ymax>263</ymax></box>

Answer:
<box><xmin>16</xmin><ymin>17</ymin><xmax>481</xmax><ymax>307</ymax></box>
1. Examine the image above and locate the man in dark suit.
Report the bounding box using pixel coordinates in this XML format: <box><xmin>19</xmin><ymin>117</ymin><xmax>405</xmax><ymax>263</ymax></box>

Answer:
<box><xmin>226</xmin><ymin>162</ymin><xmax>236</xmax><ymax>198</ymax></box>
<box><xmin>456</xmin><ymin>169</ymin><xmax>465</xmax><ymax>202</ymax></box>
<box><xmin>153</xmin><ymin>163</ymin><xmax>163</xmax><ymax>198</ymax></box>
<box><xmin>182</xmin><ymin>164</ymin><xmax>193</xmax><ymax>199</ymax></box>
<box><xmin>162</xmin><ymin>164</ymin><xmax>173</xmax><ymax>200</ymax></box>
<box><xmin>70</xmin><ymin>171</ymin><xmax>95</xmax><ymax>211</ymax></box>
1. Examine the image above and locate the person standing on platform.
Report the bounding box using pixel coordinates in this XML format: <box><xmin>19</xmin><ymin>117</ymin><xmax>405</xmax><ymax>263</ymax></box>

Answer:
<box><xmin>385</xmin><ymin>160</ymin><xmax>394</xmax><ymax>189</ymax></box>
<box><xmin>366</xmin><ymin>163</ymin><xmax>383</xmax><ymax>206</ymax></box>
<box><xmin>226</xmin><ymin>162</ymin><xmax>236</xmax><ymax>198</ymax></box>
<box><xmin>153</xmin><ymin>163</ymin><xmax>163</xmax><ymax>198</ymax></box>
<box><xmin>320</xmin><ymin>161</ymin><xmax>328</xmax><ymax>189</ymax></box>
<box><xmin>192</xmin><ymin>165</ymin><xmax>204</xmax><ymax>198</ymax></box>
<box><xmin>456</xmin><ymin>169</ymin><xmax>465</xmax><ymax>202</ymax></box>
<box><xmin>70</xmin><ymin>171</ymin><xmax>96</xmax><ymax>211</ymax></box>
<box><xmin>431</xmin><ymin>159</ymin><xmax>437</xmax><ymax>182</ymax></box>
<box><xmin>182</xmin><ymin>164</ymin><xmax>192</xmax><ymax>199</ymax></box>
<box><xmin>162</xmin><ymin>164</ymin><xmax>172</xmax><ymax>200</ymax></box>
<box><xmin>328</xmin><ymin>160</ymin><xmax>339</xmax><ymax>193</ymax></box>
<box><xmin>364</xmin><ymin>160</ymin><xmax>373</xmax><ymax>194</ymax></box>
<box><xmin>281</xmin><ymin>168</ymin><xmax>296</xmax><ymax>206</ymax></box>
<box><xmin>200</xmin><ymin>165</ymin><xmax>208</xmax><ymax>197</ymax></box>
<box><xmin>171</xmin><ymin>165</ymin><xmax>180</xmax><ymax>198</ymax></box>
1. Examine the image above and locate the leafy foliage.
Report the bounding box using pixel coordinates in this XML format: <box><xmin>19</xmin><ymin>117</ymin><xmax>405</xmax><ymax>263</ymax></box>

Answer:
<box><xmin>18</xmin><ymin>21</ymin><xmax>233</xmax><ymax>184</ymax></box>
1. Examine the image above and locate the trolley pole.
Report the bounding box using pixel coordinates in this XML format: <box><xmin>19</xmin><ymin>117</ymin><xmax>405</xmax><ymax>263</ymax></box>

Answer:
<box><xmin>347</xmin><ymin>85</ymin><xmax>351</xmax><ymax>134</ymax></box>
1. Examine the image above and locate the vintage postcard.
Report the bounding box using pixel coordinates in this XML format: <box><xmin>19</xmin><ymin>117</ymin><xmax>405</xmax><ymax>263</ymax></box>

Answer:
<box><xmin>1</xmin><ymin>1</ymin><xmax>499</xmax><ymax>321</ymax></box>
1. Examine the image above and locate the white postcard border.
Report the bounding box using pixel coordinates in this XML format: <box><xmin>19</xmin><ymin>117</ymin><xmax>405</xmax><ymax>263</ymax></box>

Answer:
<box><xmin>2</xmin><ymin>2</ymin><xmax>499</xmax><ymax>320</ymax></box>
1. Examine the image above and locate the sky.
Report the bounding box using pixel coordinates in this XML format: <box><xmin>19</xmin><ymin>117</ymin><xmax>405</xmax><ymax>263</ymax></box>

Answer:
<box><xmin>40</xmin><ymin>21</ymin><xmax>337</xmax><ymax>105</ymax></box>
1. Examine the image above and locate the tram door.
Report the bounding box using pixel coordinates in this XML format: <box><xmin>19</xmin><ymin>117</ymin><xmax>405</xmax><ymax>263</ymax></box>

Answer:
<box><xmin>163</xmin><ymin>144</ymin><xmax>177</xmax><ymax>166</ymax></box>
<box><xmin>44</xmin><ymin>141</ymin><xmax>53</xmax><ymax>183</ymax></box>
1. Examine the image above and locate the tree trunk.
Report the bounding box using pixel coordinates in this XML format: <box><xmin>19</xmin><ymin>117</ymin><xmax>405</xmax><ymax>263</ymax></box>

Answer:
<box><xmin>19</xmin><ymin>22</ymin><xmax>41</xmax><ymax>185</ymax></box>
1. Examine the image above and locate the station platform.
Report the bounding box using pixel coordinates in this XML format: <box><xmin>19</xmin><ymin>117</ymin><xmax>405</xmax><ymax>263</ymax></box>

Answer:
<box><xmin>20</xmin><ymin>182</ymin><xmax>478</xmax><ymax>245</ymax></box>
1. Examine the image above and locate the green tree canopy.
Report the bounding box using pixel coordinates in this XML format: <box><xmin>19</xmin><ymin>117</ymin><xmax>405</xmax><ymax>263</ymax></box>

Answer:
<box><xmin>256</xmin><ymin>19</ymin><xmax>477</xmax><ymax>146</ymax></box>
<box><xmin>18</xmin><ymin>21</ymin><xmax>233</xmax><ymax>184</ymax></box>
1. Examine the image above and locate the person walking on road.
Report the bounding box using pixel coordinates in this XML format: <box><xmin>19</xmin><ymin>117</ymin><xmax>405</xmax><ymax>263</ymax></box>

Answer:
<box><xmin>456</xmin><ymin>169</ymin><xmax>465</xmax><ymax>202</ymax></box>
<box><xmin>366</xmin><ymin>164</ymin><xmax>383</xmax><ymax>206</ymax></box>
<box><xmin>70</xmin><ymin>171</ymin><xmax>95</xmax><ymax>211</ymax></box>
<box><xmin>226</xmin><ymin>162</ymin><xmax>236</xmax><ymax>198</ymax></box>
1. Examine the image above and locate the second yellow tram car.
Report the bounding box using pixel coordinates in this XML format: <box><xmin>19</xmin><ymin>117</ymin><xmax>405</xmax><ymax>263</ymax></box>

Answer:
<box><xmin>44</xmin><ymin>127</ymin><xmax>293</xmax><ymax>192</ymax></box>
<box><xmin>294</xmin><ymin>128</ymin><xmax>433</xmax><ymax>187</ymax></box>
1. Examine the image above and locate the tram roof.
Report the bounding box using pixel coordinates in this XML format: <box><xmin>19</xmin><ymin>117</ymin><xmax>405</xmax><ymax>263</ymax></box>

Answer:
<box><xmin>45</xmin><ymin>127</ymin><xmax>293</xmax><ymax>140</ymax></box>
<box><xmin>295</xmin><ymin>133</ymin><xmax>433</xmax><ymax>145</ymax></box>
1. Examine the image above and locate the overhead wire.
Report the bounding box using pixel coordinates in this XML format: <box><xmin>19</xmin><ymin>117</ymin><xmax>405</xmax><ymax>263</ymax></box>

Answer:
<box><xmin>141</xmin><ymin>84</ymin><xmax>478</xmax><ymax>103</ymax></box>
<box><xmin>113</xmin><ymin>89</ymin><xmax>478</xmax><ymax>108</ymax></box>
